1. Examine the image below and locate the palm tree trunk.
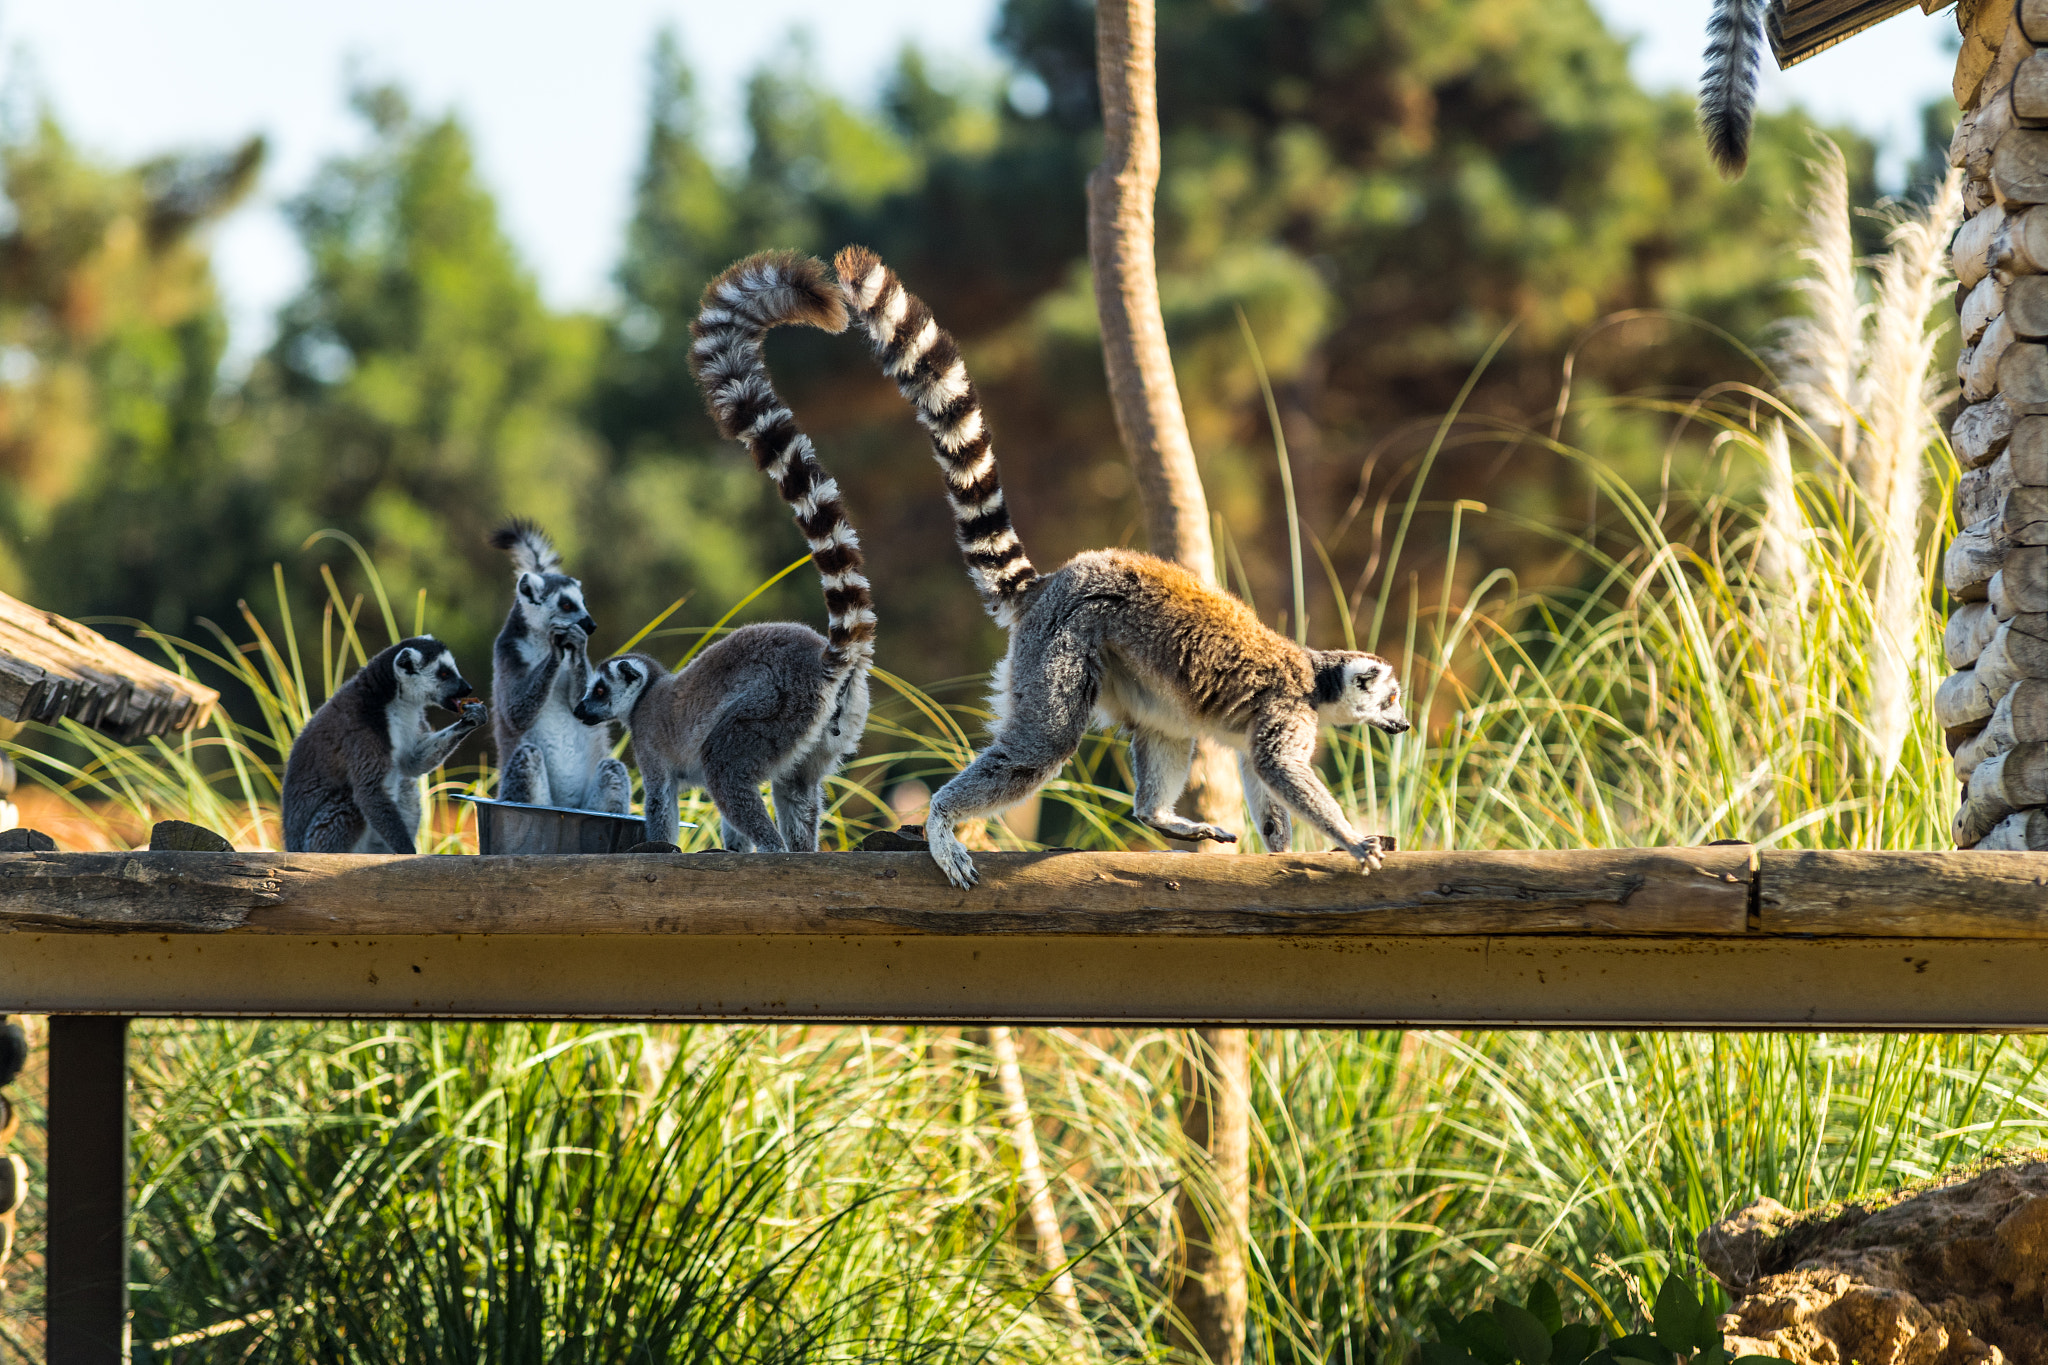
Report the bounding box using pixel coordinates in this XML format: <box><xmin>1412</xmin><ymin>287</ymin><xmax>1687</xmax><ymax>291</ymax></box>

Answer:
<box><xmin>1085</xmin><ymin>3</ymin><xmax>1250</xmax><ymax>1360</ymax></box>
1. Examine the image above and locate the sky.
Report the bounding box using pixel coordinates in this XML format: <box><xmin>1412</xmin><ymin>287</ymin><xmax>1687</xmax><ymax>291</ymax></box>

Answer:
<box><xmin>0</xmin><ymin>0</ymin><xmax>1961</xmax><ymax>368</ymax></box>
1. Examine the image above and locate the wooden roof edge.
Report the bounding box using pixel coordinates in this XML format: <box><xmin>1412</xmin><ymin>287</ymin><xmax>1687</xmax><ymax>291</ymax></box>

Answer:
<box><xmin>1768</xmin><ymin>0</ymin><xmax>1929</xmax><ymax>69</ymax></box>
<box><xmin>0</xmin><ymin>590</ymin><xmax>218</xmax><ymax>740</ymax></box>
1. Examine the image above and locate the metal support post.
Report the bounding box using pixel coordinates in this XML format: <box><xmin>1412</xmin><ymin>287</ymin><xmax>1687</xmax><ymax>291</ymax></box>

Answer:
<box><xmin>46</xmin><ymin>1016</ymin><xmax>127</xmax><ymax>1365</ymax></box>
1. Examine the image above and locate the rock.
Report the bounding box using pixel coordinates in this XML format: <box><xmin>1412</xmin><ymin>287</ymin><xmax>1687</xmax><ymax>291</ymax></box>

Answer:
<box><xmin>1701</xmin><ymin>1158</ymin><xmax>2048</xmax><ymax>1364</ymax></box>
<box><xmin>147</xmin><ymin>819</ymin><xmax>234</xmax><ymax>852</ymax></box>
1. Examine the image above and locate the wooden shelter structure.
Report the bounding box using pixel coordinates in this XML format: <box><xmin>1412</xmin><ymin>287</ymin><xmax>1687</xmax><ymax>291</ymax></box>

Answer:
<box><xmin>0</xmin><ymin>590</ymin><xmax>215</xmax><ymax>742</ymax></box>
<box><xmin>1767</xmin><ymin>0</ymin><xmax>1936</xmax><ymax>67</ymax></box>
<box><xmin>1936</xmin><ymin>0</ymin><xmax>2048</xmax><ymax>849</ymax></box>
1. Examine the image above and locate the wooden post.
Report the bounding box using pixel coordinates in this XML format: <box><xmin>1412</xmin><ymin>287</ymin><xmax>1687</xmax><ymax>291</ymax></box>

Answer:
<box><xmin>1084</xmin><ymin>0</ymin><xmax>1244</xmax><ymax>846</ymax></box>
<box><xmin>46</xmin><ymin>1016</ymin><xmax>127</xmax><ymax>1365</ymax></box>
<box><xmin>1085</xmin><ymin>3</ymin><xmax>1250</xmax><ymax>1358</ymax></box>
<box><xmin>1943</xmin><ymin>0</ymin><xmax>2048</xmax><ymax>849</ymax></box>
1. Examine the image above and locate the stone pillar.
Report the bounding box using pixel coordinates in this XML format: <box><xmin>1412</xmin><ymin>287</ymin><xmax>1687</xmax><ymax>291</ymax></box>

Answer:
<box><xmin>1943</xmin><ymin>0</ymin><xmax>2048</xmax><ymax>848</ymax></box>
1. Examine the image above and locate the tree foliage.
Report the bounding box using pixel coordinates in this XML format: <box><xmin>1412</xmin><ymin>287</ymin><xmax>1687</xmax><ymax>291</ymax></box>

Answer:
<box><xmin>0</xmin><ymin>0</ymin><xmax>1918</xmax><ymax>688</ymax></box>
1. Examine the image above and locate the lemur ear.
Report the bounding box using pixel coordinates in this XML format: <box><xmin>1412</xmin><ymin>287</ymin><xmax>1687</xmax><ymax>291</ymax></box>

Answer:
<box><xmin>396</xmin><ymin>648</ymin><xmax>422</xmax><ymax>674</ymax></box>
<box><xmin>517</xmin><ymin>572</ymin><xmax>544</xmax><ymax>603</ymax></box>
<box><xmin>617</xmin><ymin>661</ymin><xmax>641</xmax><ymax>685</ymax></box>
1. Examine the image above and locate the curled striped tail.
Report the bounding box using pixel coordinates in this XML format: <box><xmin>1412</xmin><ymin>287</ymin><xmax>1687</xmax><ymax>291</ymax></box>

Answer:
<box><xmin>1698</xmin><ymin>0</ymin><xmax>1767</xmax><ymax>178</ymax></box>
<box><xmin>690</xmin><ymin>251</ymin><xmax>876</xmax><ymax>667</ymax></box>
<box><xmin>834</xmin><ymin>245</ymin><xmax>1040</xmax><ymax>627</ymax></box>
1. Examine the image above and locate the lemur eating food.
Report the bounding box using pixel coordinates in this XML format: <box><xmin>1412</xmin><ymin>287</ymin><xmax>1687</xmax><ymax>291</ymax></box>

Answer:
<box><xmin>833</xmin><ymin>245</ymin><xmax>1409</xmax><ymax>889</ymax></box>
<box><xmin>282</xmin><ymin>637</ymin><xmax>486</xmax><ymax>853</ymax></box>
<box><xmin>573</xmin><ymin>251</ymin><xmax>874</xmax><ymax>852</ymax></box>
<box><xmin>487</xmin><ymin>518</ymin><xmax>631</xmax><ymax>826</ymax></box>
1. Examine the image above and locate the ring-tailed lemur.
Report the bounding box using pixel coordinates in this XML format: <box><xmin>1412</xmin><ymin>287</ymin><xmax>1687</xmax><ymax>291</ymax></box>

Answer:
<box><xmin>1699</xmin><ymin>0</ymin><xmax>1767</xmax><ymax>178</ymax></box>
<box><xmin>487</xmin><ymin>519</ymin><xmax>631</xmax><ymax>822</ymax></box>
<box><xmin>282</xmin><ymin>637</ymin><xmax>486</xmax><ymax>853</ymax></box>
<box><xmin>834</xmin><ymin>246</ymin><xmax>1410</xmax><ymax>889</ymax></box>
<box><xmin>573</xmin><ymin>251</ymin><xmax>874</xmax><ymax>852</ymax></box>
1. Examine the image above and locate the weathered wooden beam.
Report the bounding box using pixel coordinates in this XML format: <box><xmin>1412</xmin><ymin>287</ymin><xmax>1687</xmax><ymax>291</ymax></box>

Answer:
<box><xmin>0</xmin><ymin>847</ymin><xmax>1753</xmax><ymax>937</ymax></box>
<box><xmin>1759</xmin><ymin>849</ymin><xmax>2048</xmax><ymax>933</ymax></box>
<box><xmin>0</xmin><ymin>850</ymin><xmax>2040</xmax><ymax>1025</ymax></box>
<box><xmin>1767</xmin><ymin>0</ymin><xmax>1920</xmax><ymax>69</ymax></box>
<box><xmin>0</xmin><ymin>592</ymin><xmax>216</xmax><ymax>741</ymax></box>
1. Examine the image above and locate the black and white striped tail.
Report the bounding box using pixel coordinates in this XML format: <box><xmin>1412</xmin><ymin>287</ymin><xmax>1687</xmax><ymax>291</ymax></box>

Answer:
<box><xmin>690</xmin><ymin>251</ymin><xmax>876</xmax><ymax>668</ymax></box>
<box><xmin>1699</xmin><ymin>0</ymin><xmax>1767</xmax><ymax>179</ymax></box>
<box><xmin>834</xmin><ymin>245</ymin><xmax>1039</xmax><ymax>627</ymax></box>
<box><xmin>489</xmin><ymin>518</ymin><xmax>562</xmax><ymax>576</ymax></box>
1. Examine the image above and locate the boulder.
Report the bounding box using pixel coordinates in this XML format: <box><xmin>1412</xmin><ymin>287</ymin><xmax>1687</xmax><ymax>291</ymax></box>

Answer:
<box><xmin>1700</xmin><ymin>1158</ymin><xmax>2048</xmax><ymax>1364</ymax></box>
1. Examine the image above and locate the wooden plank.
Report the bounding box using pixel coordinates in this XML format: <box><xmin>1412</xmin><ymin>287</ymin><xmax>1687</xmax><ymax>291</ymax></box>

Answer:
<box><xmin>1945</xmin><ymin>516</ymin><xmax>2004</xmax><ymax>600</ymax></box>
<box><xmin>0</xmin><ymin>847</ymin><xmax>1755</xmax><ymax>937</ymax></box>
<box><xmin>1997</xmin><ymin>131</ymin><xmax>2048</xmax><ymax>206</ymax></box>
<box><xmin>2018</xmin><ymin>51</ymin><xmax>2048</xmax><ymax>123</ymax></box>
<box><xmin>1993</xmin><ymin>545</ymin><xmax>2048</xmax><ymax>616</ymax></box>
<box><xmin>1951</xmin><ymin>394</ymin><xmax>2015</xmax><ymax>469</ymax></box>
<box><xmin>1759</xmin><ymin>849</ymin><xmax>2048</xmax><ymax>936</ymax></box>
<box><xmin>1953</xmin><ymin>206</ymin><xmax>2006</xmax><ymax>289</ymax></box>
<box><xmin>5</xmin><ymin>930</ymin><xmax>2048</xmax><ymax>1028</ymax></box>
<box><xmin>0</xmin><ymin>592</ymin><xmax>216</xmax><ymax>740</ymax></box>
<box><xmin>1767</xmin><ymin>0</ymin><xmax>1920</xmax><ymax>67</ymax></box>
<box><xmin>2010</xmin><ymin>275</ymin><xmax>2048</xmax><ymax>340</ymax></box>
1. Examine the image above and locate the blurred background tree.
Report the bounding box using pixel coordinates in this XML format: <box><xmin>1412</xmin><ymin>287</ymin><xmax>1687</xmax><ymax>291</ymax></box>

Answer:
<box><xmin>0</xmin><ymin>122</ymin><xmax>264</xmax><ymax>629</ymax></box>
<box><xmin>0</xmin><ymin>0</ymin><xmax>1930</xmax><ymax>691</ymax></box>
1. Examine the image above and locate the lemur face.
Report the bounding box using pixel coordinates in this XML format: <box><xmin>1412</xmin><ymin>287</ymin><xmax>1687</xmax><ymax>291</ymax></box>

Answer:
<box><xmin>1318</xmin><ymin>653</ymin><xmax>1410</xmax><ymax>735</ymax></box>
<box><xmin>395</xmin><ymin>644</ymin><xmax>476</xmax><ymax>709</ymax></box>
<box><xmin>573</xmin><ymin>658</ymin><xmax>648</xmax><ymax>726</ymax></box>
<box><xmin>518</xmin><ymin>571</ymin><xmax>598</xmax><ymax>641</ymax></box>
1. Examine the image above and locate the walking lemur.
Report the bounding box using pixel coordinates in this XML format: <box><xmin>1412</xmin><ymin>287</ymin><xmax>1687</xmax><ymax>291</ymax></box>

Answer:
<box><xmin>573</xmin><ymin>251</ymin><xmax>874</xmax><ymax>852</ymax></box>
<box><xmin>833</xmin><ymin>245</ymin><xmax>1409</xmax><ymax>889</ymax></box>
<box><xmin>488</xmin><ymin>519</ymin><xmax>631</xmax><ymax>824</ymax></box>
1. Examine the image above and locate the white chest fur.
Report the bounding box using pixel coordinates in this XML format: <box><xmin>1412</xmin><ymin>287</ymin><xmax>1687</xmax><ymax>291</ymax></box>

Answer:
<box><xmin>527</xmin><ymin>663</ymin><xmax>610</xmax><ymax>808</ymax></box>
<box><xmin>352</xmin><ymin>700</ymin><xmax>429</xmax><ymax>852</ymax></box>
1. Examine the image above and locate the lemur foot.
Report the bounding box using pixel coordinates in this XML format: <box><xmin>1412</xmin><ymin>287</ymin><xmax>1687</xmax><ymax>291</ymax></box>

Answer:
<box><xmin>925</xmin><ymin>817</ymin><xmax>980</xmax><ymax>889</ymax></box>
<box><xmin>1140</xmin><ymin>816</ymin><xmax>1239</xmax><ymax>844</ymax></box>
<box><xmin>1340</xmin><ymin>836</ymin><xmax>1387</xmax><ymax>872</ymax></box>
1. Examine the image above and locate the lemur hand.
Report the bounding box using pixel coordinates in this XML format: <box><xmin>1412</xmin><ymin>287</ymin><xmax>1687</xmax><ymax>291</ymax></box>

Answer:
<box><xmin>552</xmin><ymin>625</ymin><xmax>588</xmax><ymax>655</ymax></box>
<box><xmin>1340</xmin><ymin>835</ymin><xmax>1386</xmax><ymax>873</ymax></box>
<box><xmin>457</xmin><ymin>699</ymin><xmax>488</xmax><ymax>729</ymax></box>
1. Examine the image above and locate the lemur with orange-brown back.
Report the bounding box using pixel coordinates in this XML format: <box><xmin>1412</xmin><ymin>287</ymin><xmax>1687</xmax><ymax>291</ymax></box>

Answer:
<box><xmin>833</xmin><ymin>246</ymin><xmax>1409</xmax><ymax>889</ymax></box>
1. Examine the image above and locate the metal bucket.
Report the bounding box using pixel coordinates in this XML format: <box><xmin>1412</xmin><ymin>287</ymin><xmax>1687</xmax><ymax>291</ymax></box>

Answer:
<box><xmin>456</xmin><ymin>795</ymin><xmax>659</xmax><ymax>855</ymax></box>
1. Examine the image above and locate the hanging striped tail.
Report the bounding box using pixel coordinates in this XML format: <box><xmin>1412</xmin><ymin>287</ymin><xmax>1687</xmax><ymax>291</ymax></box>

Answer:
<box><xmin>1699</xmin><ymin>0</ymin><xmax>1768</xmax><ymax>179</ymax></box>
<box><xmin>834</xmin><ymin>245</ymin><xmax>1040</xmax><ymax>628</ymax></box>
<box><xmin>690</xmin><ymin>251</ymin><xmax>876</xmax><ymax>667</ymax></box>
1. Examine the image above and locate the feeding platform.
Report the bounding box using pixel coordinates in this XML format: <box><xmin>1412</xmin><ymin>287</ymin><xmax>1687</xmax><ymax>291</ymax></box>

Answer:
<box><xmin>12</xmin><ymin>842</ymin><xmax>2048</xmax><ymax>1361</ymax></box>
<box><xmin>0</xmin><ymin>844</ymin><xmax>2043</xmax><ymax>1029</ymax></box>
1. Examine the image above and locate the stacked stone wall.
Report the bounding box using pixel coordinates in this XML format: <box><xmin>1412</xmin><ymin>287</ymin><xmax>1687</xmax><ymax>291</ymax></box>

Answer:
<box><xmin>1944</xmin><ymin>0</ymin><xmax>2048</xmax><ymax>847</ymax></box>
